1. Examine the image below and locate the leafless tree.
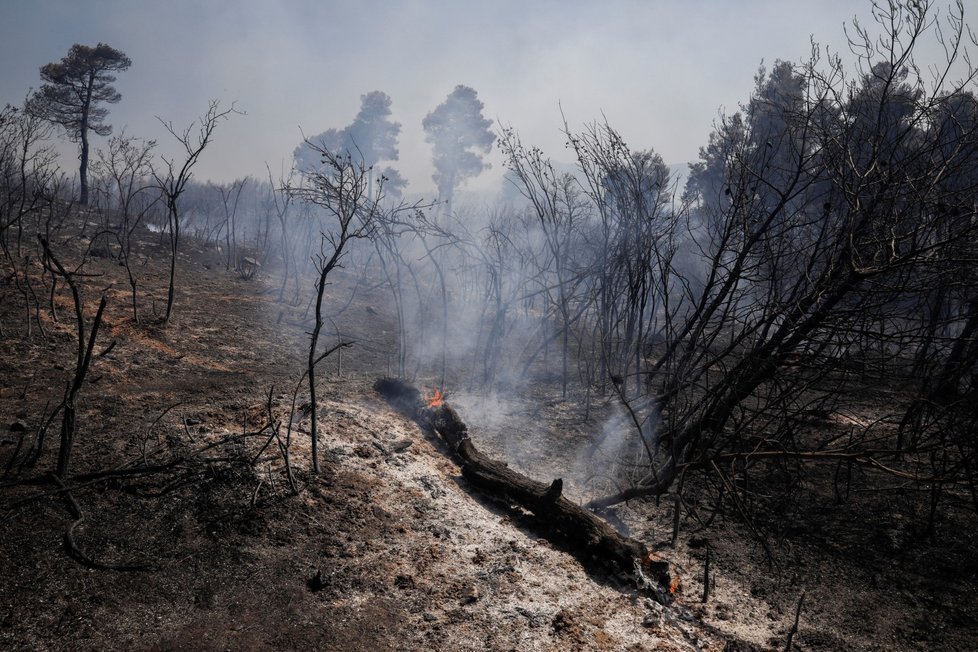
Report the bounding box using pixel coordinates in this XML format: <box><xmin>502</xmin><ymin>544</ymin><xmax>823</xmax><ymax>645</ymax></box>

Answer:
<box><xmin>0</xmin><ymin>97</ymin><xmax>63</xmax><ymax>338</ymax></box>
<box><xmin>500</xmin><ymin>129</ymin><xmax>595</xmax><ymax>398</ymax></box>
<box><xmin>582</xmin><ymin>1</ymin><xmax>978</xmax><ymax>522</ymax></box>
<box><xmin>266</xmin><ymin>164</ymin><xmax>299</xmax><ymax>302</ymax></box>
<box><xmin>153</xmin><ymin>100</ymin><xmax>237</xmax><ymax>323</ymax></box>
<box><xmin>91</xmin><ymin>131</ymin><xmax>159</xmax><ymax>322</ymax></box>
<box><xmin>37</xmin><ymin>236</ymin><xmax>107</xmax><ymax>481</ymax></box>
<box><xmin>287</xmin><ymin>145</ymin><xmax>380</xmax><ymax>474</ymax></box>
<box><xmin>288</xmin><ymin>141</ymin><xmax>433</xmax><ymax>472</ymax></box>
<box><xmin>213</xmin><ymin>177</ymin><xmax>247</xmax><ymax>271</ymax></box>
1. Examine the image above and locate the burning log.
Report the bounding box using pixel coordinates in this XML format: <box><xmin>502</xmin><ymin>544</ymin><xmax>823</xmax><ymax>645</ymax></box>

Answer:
<box><xmin>374</xmin><ymin>377</ymin><xmax>673</xmax><ymax>603</ymax></box>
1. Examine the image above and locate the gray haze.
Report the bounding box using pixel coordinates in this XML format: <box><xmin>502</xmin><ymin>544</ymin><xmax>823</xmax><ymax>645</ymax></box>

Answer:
<box><xmin>0</xmin><ymin>0</ymin><xmax>962</xmax><ymax>195</ymax></box>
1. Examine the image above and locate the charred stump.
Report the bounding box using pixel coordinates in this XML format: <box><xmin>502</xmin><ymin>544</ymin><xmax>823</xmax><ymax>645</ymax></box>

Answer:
<box><xmin>374</xmin><ymin>377</ymin><xmax>672</xmax><ymax>602</ymax></box>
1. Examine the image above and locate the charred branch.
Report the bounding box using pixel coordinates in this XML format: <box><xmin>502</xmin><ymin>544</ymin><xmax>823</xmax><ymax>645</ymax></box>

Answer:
<box><xmin>374</xmin><ymin>377</ymin><xmax>673</xmax><ymax>602</ymax></box>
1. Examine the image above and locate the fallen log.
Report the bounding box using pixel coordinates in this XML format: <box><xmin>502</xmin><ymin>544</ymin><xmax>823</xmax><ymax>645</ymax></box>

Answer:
<box><xmin>374</xmin><ymin>377</ymin><xmax>672</xmax><ymax>603</ymax></box>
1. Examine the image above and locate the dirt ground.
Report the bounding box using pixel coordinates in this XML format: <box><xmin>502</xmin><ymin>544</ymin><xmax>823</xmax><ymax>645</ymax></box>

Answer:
<box><xmin>1</xmin><ymin>218</ymin><xmax>976</xmax><ymax>650</ymax></box>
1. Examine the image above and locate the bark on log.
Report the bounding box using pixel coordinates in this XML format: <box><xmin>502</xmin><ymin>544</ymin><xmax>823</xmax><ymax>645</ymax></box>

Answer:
<box><xmin>374</xmin><ymin>377</ymin><xmax>672</xmax><ymax>602</ymax></box>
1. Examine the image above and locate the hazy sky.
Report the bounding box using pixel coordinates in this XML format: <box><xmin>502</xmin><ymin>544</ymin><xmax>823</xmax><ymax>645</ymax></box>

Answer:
<box><xmin>1</xmin><ymin>0</ymin><xmax>972</xmax><ymax>196</ymax></box>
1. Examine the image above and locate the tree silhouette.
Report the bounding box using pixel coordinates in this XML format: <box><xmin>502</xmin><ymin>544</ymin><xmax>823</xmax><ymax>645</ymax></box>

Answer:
<box><xmin>294</xmin><ymin>91</ymin><xmax>401</xmax><ymax>173</ymax></box>
<box><xmin>31</xmin><ymin>43</ymin><xmax>131</xmax><ymax>206</ymax></box>
<box><xmin>423</xmin><ymin>85</ymin><xmax>495</xmax><ymax>213</ymax></box>
<box><xmin>344</xmin><ymin>90</ymin><xmax>400</xmax><ymax>168</ymax></box>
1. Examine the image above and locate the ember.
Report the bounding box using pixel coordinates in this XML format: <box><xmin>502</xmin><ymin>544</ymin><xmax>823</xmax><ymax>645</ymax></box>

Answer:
<box><xmin>670</xmin><ymin>574</ymin><xmax>681</xmax><ymax>594</ymax></box>
<box><xmin>427</xmin><ymin>388</ymin><xmax>445</xmax><ymax>408</ymax></box>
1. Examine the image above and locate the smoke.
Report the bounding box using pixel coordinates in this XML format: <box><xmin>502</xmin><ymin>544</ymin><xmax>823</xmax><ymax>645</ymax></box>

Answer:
<box><xmin>570</xmin><ymin>397</ymin><xmax>660</xmax><ymax>496</ymax></box>
<box><xmin>193</xmin><ymin>86</ymin><xmax>699</xmax><ymax>505</ymax></box>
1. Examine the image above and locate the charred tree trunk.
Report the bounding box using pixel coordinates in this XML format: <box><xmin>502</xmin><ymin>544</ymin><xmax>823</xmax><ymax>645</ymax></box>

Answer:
<box><xmin>374</xmin><ymin>377</ymin><xmax>673</xmax><ymax>602</ymax></box>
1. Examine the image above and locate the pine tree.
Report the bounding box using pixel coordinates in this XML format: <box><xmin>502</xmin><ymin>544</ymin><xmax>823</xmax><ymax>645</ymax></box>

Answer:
<box><xmin>32</xmin><ymin>43</ymin><xmax>131</xmax><ymax>205</ymax></box>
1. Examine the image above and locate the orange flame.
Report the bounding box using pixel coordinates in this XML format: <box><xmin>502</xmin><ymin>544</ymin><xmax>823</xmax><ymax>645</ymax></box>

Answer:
<box><xmin>669</xmin><ymin>574</ymin><xmax>681</xmax><ymax>594</ymax></box>
<box><xmin>427</xmin><ymin>388</ymin><xmax>444</xmax><ymax>408</ymax></box>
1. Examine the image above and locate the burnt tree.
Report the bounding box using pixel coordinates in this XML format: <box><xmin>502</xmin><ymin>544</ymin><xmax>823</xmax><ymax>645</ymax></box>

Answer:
<box><xmin>374</xmin><ymin>377</ymin><xmax>673</xmax><ymax>602</ymax></box>
<box><xmin>153</xmin><ymin>100</ymin><xmax>237</xmax><ymax>323</ymax></box>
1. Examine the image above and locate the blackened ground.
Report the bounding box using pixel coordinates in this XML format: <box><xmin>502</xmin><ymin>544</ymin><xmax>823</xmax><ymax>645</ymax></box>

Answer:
<box><xmin>0</xmin><ymin>224</ymin><xmax>723</xmax><ymax>651</ymax></box>
<box><xmin>2</xmin><ymin>219</ymin><xmax>975</xmax><ymax>650</ymax></box>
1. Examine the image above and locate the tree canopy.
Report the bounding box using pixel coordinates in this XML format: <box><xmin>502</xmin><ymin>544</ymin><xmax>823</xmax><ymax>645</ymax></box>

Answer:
<box><xmin>423</xmin><ymin>84</ymin><xmax>495</xmax><ymax>212</ymax></box>
<box><xmin>31</xmin><ymin>42</ymin><xmax>131</xmax><ymax>205</ymax></box>
<box><xmin>294</xmin><ymin>91</ymin><xmax>401</xmax><ymax>172</ymax></box>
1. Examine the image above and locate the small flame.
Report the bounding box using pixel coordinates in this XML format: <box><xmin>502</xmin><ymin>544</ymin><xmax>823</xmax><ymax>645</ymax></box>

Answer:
<box><xmin>669</xmin><ymin>574</ymin><xmax>681</xmax><ymax>594</ymax></box>
<box><xmin>427</xmin><ymin>388</ymin><xmax>444</xmax><ymax>408</ymax></box>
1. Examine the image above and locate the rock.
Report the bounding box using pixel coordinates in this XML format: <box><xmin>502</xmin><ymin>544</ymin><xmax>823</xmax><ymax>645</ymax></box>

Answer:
<box><xmin>389</xmin><ymin>438</ymin><xmax>413</xmax><ymax>453</ymax></box>
<box><xmin>461</xmin><ymin>585</ymin><xmax>480</xmax><ymax>604</ymax></box>
<box><xmin>643</xmin><ymin>598</ymin><xmax>663</xmax><ymax>628</ymax></box>
<box><xmin>423</xmin><ymin>612</ymin><xmax>437</xmax><ymax>622</ymax></box>
<box><xmin>353</xmin><ymin>444</ymin><xmax>376</xmax><ymax>458</ymax></box>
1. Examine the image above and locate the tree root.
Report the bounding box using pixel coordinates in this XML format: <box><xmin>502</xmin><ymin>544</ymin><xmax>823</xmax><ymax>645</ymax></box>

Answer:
<box><xmin>49</xmin><ymin>473</ymin><xmax>151</xmax><ymax>572</ymax></box>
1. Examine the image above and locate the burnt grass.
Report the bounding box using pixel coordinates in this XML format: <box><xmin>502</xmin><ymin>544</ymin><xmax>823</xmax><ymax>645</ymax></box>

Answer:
<box><xmin>1</xmin><ymin>218</ymin><xmax>977</xmax><ymax>651</ymax></box>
